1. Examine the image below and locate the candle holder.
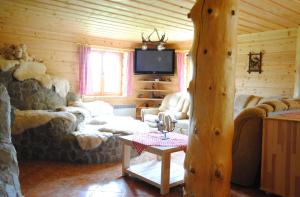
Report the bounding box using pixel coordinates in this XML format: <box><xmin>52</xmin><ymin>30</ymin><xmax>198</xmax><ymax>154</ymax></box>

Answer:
<box><xmin>155</xmin><ymin>113</ymin><xmax>177</xmax><ymax>140</ymax></box>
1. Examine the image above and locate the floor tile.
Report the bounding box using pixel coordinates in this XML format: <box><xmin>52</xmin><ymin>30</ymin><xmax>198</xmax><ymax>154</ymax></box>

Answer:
<box><xmin>19</xmin><ymin>152</ymin><xmax>273</xmax><ymax>197</ymax></box>
<box><xmin>90</xmin><ymin>191</ymin><xmax>124</xmax><ymax>197</ymax></box>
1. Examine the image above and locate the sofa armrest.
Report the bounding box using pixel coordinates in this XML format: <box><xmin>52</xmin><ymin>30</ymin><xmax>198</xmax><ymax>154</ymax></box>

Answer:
<box><xmin>164</xmin><ymin>111</ymin><xmax>188</xmax><ymax>120</ymax></box>
<box><xmin>141</xmin><ymin>108</ymin><xmax>160</xmax><ymax>121</ymax></box>
<box><xmin>232</xmin><ymin>107</ymin><xmax>267</xmax><ymax>186</ymax></box>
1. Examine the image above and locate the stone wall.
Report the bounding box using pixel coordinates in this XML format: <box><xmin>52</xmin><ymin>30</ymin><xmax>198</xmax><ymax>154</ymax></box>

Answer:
<box><xmin>13</xmin><ymin>128</ymin><xmax>124</xmax><ymax>164</ymax></box>
<box><xmin>0</xmin><ymin>67</ymin><xmax>66</xmax><ymax>110</ymax></box>
<box><xmin>0</xmin><ymin>84</ymin><xmax>22</xmax><ymax>197</ymax></box>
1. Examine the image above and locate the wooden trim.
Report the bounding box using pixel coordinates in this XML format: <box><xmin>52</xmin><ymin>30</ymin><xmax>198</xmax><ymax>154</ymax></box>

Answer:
<box><xmin>293</xmin><ymin>26</ymin><xmax>300</xmax><ymax>98</ymax></box>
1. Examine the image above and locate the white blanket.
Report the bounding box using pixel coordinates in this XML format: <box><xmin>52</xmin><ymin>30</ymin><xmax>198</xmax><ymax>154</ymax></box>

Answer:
<box><xmin>73</xmin><ymin>116</ymin><xmax>150</xmax><ymax>150</ymax></box>
<box><xmin>99</xmin><ymin>117</ymin><xmax>150</xmax><ymax>134</ymax></box>
<box><xmin>0</xmin><ymin>56</ymin><xmax>19</xmax><ymax>71</ymax></box>
<box><xmin>72</xmin><ymin>124</ymin><xmax>113</xmax><ymax>150</ymax></box>
<box><xmin>12</xmin><ymin>109</ymin><xmax>77</xmax><ymax>135</ymax></box>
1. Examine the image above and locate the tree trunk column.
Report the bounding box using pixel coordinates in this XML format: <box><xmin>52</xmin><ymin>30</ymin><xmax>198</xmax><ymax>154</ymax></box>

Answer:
<box><xmin>184</xmin><ymin>1</ymin><xmax>238</xmax><ymax>197</ymax></box>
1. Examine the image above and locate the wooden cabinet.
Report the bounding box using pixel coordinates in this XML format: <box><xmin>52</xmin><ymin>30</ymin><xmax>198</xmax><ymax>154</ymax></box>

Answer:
<box><xmin>134</xmin><ymin>75</ymin><xmax>178</xmax><ymax>119</ymax></box>
<box><xmin>261</xmin><ymin>114</ymin><xmax>300</xmax><ymax>197</ymax></box>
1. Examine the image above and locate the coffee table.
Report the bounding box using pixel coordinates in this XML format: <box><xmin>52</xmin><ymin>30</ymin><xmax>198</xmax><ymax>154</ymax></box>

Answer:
<box><xmin>119</xmin><ymin>134</ymin><xmax>186</xmax><ymax>195</ymax></box>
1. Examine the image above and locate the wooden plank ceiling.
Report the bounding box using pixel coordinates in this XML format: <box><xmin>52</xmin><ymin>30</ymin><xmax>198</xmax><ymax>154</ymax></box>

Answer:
<box><xmin>1</xmin><ymin>0</ymin><xmax>300</xmax><ymax>42</ymax></box>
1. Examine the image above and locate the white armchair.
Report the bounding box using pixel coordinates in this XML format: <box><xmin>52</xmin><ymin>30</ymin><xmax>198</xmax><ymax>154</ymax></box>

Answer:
<box><xmin>141</xmin><ymin>92</ymin><xmax>191</xmax><ymax>134</ymax></box>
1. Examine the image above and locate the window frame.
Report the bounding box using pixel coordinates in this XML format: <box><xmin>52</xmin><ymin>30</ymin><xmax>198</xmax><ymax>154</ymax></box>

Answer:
<box><xmin>85</xmin><ymin>49</ymin><xmax>124</xmax><ymax>97</ymax></box>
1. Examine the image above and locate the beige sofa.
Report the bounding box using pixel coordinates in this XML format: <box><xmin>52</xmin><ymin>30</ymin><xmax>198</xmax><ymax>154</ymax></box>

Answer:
<box><xmin>232</xmin><ymin>94</ymin><xmax>300</xmax><ymax>187</ymax></box>
<box><xmin>141</xmin><ymin>92</ymin><xmax>190</xmax><ymax>134</ymax></box>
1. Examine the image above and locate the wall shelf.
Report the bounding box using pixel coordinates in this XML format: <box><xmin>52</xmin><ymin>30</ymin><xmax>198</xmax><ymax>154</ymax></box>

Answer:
<box><xmin>137</xmin><ymin>89</ymin><xmax>171</xmax><ymax>92</ymax></box>
<box><xmin>134</xmin><ymin>75</ymin><xmax>178</xmax><ymax>119</ymax></box>
<box><xmin>139</xmin><ymin>80</ymin><xmax>173</xmax><ymax>84</ymax></box>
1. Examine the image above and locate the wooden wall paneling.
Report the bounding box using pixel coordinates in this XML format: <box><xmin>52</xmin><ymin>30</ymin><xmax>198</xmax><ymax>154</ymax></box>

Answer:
<box><xmin>2</xmin><ymin>0</ymin><xmax>193</xmax><ymax>42</ymax></box>
<box><xmin>166</xmin><ymin>41</ymin><xmax>193</xmax><ymax>51</ymax></box>
<box><xmin>1</xmin><ymin>7</ymin><xmax>141</xmax><ymax>36</ymax></box>
<box><xmin>238</xmin><ymin>28</ymin><xmax>297</xmax><ymax>43</ymax></box>
<box><xmin>238</xmin><ymin>19</ymin><xmax>270</xmax><ymax>32</ymax></box>
<box><xmin>15</xmin><ymin>1</ymin><xmax>187</xmax><ymax>32</ymax></box>
<box><xmin>2</xmin><ymin>0</ymin><xmax>300</xmax><ymax>42</ymax></box>
<box><xmin>238</xmin><ymin>11</ymin><xmax>284</xmax><ymax>30</ymax></box>
<box><xmin>102</xmin><ymin>0</ymin><xmax>191</xmax><ymax>23</ymax></box>
<box><xmin>133</xmin><ymin>0</ymin><xmax>189</xmax><ymax>15</ymax></box>
<box><xmin>168</xmin><ymin>28</ymin><xmax>298</xmax><ymax>98</ymax></box>
<box><xmin>244</xmin><ymin>0</ymin><xmax>300</xmax><ymax>24</ymax></box>
<box><xmin>236</xmin><ymin>28</ymin><xmax>297</xmax><ymax>97</ymax></box>
<box><xmin>0</xmin><ymin>25</ymin><xmax>141</xmax><ymax>99</ymax></box>
<box><xmin>293</xmin><ymin>26</ymin><xmax>300</xmax><ymax>97</ymax></box>
<box><xmin>161</xmin><ymin>0</ymin><xmax>194</xmax><ymax>10</ymax></box>
<box><xmin>23</xmin><ymin>0</ymin><xmax>192</xmax><ymax>30</ymax></box>
<box><xmin>3</xmin><ymin>0</ymin><xmax>179</xmax><ymax>33</ymax></box>
<box><xmin>239</xmin><ymin>0</ymin><xmax>296</xmax><ymax>28</ymax></box>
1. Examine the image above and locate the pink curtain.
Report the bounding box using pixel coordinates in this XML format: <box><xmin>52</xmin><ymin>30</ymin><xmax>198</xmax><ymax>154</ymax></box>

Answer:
<box><xmin>79</xmin><ymin>45</ymin><xmax>91</xmax><ymax>95</ymax></box>
<box><xmin>176</xmin><ymin>52</ymin><xmax>185</xmax><ymax>92</ymax></box>
<box><xmin>126</xmin><ymin>51</ymin><xmax>134</xmax><ymax>96</ymax></box>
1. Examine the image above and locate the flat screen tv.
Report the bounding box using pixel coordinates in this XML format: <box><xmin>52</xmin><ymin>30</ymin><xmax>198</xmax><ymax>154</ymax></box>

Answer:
<box><xmin>134</xmin><ymin>48</ymin><xmax>175</xmax><ymax>75</ymax></box>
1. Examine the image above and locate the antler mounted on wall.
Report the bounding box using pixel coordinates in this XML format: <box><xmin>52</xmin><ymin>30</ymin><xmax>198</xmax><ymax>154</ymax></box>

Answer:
<box><xmin>141</xmin><ymin>28</ymin><xmax>168</xmax><ymax>51</ymax></box>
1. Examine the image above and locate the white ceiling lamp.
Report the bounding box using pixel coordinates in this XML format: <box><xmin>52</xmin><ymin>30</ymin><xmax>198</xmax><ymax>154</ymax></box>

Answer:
<box><xmin>157</xmin><ymin>43</ymin><xmax>165</xmax><ymax>51</ymax></box>
<box><xmin>141</xmin><ymin>28</ymin><xmax>168</xmax><ymax>51</ymax></box>
<box><xmin>141</xmin><ymin>43</ymin><xmax>148</xmax><ymax>50</ymax></box>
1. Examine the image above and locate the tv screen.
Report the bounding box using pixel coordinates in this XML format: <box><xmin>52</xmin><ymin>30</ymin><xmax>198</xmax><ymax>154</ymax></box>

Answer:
<box><xmin>134</xmin><ymin>49</ymin><xmax>175</xmax><ymax>74</ymax></box>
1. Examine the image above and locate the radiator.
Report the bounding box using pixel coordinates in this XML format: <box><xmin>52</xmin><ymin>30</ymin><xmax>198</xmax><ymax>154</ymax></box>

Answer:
<box><xmin>113</xmin><ymin>104</ymin><xmax>136</xmax><ymax>118</ymax></box>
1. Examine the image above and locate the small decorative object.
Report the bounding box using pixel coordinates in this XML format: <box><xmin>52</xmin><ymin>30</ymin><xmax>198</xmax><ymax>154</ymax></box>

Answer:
<box><xmin>141</xmin><ymin>28</ymin><xmax>168</xmax><ymax>51</ymax></box>
<box><xmin>151</xmin><ymin>83</ymin><xmax>156</xmax><ymax>89</ymax></box>
<box><xmin>155</xmin><ymin>113</ymin><xmax>177</xmax><ymax>140</ymax></box>
<box><xmin>138</xmin><ymin>93</ymin><xmax>146</xmax><ymax>98</ymax></box>
<box><xmin>248</xmin><ymin>51</ymin><xmax>263</xmax><ymax>74</ymax></box>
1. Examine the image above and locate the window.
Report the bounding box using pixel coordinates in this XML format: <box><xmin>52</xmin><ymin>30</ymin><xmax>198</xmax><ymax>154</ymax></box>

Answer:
<box><xmin>86</xmin><ymin>50</ymin><xmax>123</xmax><ymax>96</ymax></box>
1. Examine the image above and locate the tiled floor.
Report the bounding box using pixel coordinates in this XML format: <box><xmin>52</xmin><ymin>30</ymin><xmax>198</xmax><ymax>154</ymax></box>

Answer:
<box><xmin>20</xmin><ymin>152</ymin><xmax>184</xmax><ymax>197</ymax></box>
<box><xmin>19</xmin><ymin>152</ymin><xmax>276</xmax><ymax>197</ymax></box>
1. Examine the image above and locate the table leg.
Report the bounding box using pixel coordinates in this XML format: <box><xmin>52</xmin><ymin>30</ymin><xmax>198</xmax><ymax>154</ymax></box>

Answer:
<box><xmin>122</xmin><ymin>143</ymin><xmax>131</xmax><ymax>176</ymax></box>
<box><xmin>160</xmin><ymin>153</ymin><xmax>171</xmax><ymax>195</ymax></box>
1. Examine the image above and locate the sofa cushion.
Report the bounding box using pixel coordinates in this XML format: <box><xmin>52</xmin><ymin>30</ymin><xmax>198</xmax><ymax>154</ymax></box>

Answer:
<box><xmin>176</xmin><ymin>119</ymin><xmax>189</xmax><ymax>130</ymax></box>
<box><xmin>259</xmin><ymin>99</ymin><xmax>288</xmax><ymax>112</ymax></box>
<box><xmin>175</xmin><ymin>96</ymin><xmax>185</xmax><ymax>112</ymax></box>
<box><xmin>234</xmin><ymin>95</ymin><xmax>254</xmax><ymax>113</ymax></box>
<box><xmin>281</xmin><ymin>99</ymin><xmax>300</xmax><ymax>110</ymax></box>
<box><xmin>245</xmin><ymin>96</ymin><xmax>262</xmax><ymax>108</ymax></box>
<box><xmin>258</xmin><ymin>96</ymin><xmax>286</xmax><ymax>105</ymax></box>
<box><xmin>182</xmin><ymin>99</ymin><xmax>190</xmax><ymax>114</ymax></box>
<box><xmin>256</xmin><ymin>104</ymin><xmax>274</xmax><ymax>113</ymax></box>
<box><xmin>159</xmin><ymin>92</ymin><xmax>181</xmax><ymax>111</ymax></box>
<box><xmin>164</xmin><ymin>111</ymin><xmax>188</xmax><ymax>120</ymax></box>
<box><xmin>143</xmin><ymin>114</ymin><xmax>158</xmax><ymax>123</ymax></box>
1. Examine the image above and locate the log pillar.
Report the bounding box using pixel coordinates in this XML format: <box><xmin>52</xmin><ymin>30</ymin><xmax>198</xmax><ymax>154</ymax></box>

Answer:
<box><xmin>293</xmin><ymin>26</ymin><xmax>300</xmax><ymax>98</ymax></box>
<box><xmin>184</xmin><ymin>1</ymin><xmax>238</xmax><ymax>196</ymax></box>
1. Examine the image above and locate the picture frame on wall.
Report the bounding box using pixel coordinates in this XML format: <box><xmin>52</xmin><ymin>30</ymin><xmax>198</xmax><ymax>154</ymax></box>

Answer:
<box><xmin>248</xmin><ymin>51</ymin><xmax>263</xmax><ymax>74</ymax></box>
